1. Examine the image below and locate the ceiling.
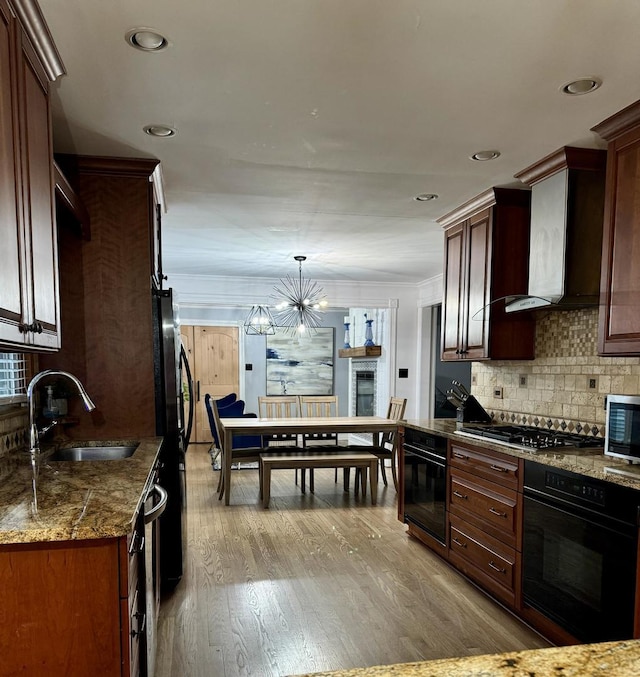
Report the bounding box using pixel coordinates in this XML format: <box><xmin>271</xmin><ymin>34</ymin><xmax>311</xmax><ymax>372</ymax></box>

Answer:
<box><xmin>39</xmin><ymin>0</ymin><xmax>640</xmax><ymax>285</ymax></box>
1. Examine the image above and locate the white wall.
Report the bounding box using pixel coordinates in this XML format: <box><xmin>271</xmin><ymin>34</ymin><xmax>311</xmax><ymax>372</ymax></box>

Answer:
<box><xmin>168</xmin><ymin>272</ymin><xmax>434</xmax><ymax>419</ymax></box>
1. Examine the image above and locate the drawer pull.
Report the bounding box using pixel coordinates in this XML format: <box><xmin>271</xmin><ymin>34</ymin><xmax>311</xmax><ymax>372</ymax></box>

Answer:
<box><xmin>488</xmin><ymin>560</ymin><xmax>506</xmax><ymax>574</ymax></box>
<box><xmin>453</xmin><ymin>490</ymin><xmax>468</xmax><ymax>500</ymax></box>
<box><xmin>453</xmin><ymin>452</ymin><xmax>469</xmax><ymax>460</ymax></box>
<box><xmin>489</xmin><ymin>507</ymin><xmax>507</xmax><ymax>518</ymax></box>
<box><xmin>490</xmin><ymin>464</ymin><xmax>508</xmax><ymax>473</ymax></box>
<box><xmin>452</xmin><ymin>537</ymin><xmax>467</xmax><ymax>548</ymax></box>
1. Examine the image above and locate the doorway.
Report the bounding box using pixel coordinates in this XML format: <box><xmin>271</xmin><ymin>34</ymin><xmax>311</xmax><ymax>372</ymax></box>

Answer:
<box><xmin>432</xmin><ymin>305</ymin><xmax>471</xmax><ymax>418</ymax></box>
<box><xmin>180</xmin><ymin>325</ymin><xmax>240</xmax><ymax>443</ymax></box>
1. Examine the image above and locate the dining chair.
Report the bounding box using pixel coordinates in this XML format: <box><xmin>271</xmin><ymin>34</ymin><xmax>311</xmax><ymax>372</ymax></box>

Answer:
<box><xmin>349</xmin><ymin>396</ymin><xmax>407</xmax><ymax>492</ymax></box>
<box><xmin>211</xmin><ymin>397</ymin><xmax>266</xmax><ymax>502</ymax></box>
<box><xmin>258</xmin><ymin>395</ymin><xmax>306</xmax><ymax>490</ymax></box>
<box><xmin>257</xmin><ymin>395</ymin><xmax>300</xmax><ymax>446</ymax></box>
<box><xmin>298</xmin><ymin>395</ymin><xmax>339</xmax><ymax>492</ymax></box>
<box><xmin>374</xmin><ymin>396</ymin><xmax>407</xmax><ymax>490</ymax></box>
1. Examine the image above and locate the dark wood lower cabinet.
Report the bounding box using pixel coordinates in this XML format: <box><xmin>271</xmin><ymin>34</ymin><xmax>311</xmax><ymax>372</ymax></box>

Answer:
<box><xmin>0</xmin><ymin>516</ymin><xmax>145</xmax><ymax>675</ymax></box>
<box><xmin>449</xmin><ymin>513</ymin><xmax>520</xmax><ymax>609</ymax></box>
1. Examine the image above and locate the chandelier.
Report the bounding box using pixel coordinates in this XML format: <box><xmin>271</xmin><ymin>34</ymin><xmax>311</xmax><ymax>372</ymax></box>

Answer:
<box><xmin>243</xmin><ymin>304</ymin><xmax>277</xmax><ymax>335</ymax></box>
<box><xmin>272</xmin><ymin>256</ymin><xmax>327</xmax><ymax>334</ymax></box>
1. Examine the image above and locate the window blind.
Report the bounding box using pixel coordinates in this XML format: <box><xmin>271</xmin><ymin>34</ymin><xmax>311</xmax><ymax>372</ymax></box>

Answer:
<box><xmin>0</xmin><ymin>353</ymin><xmax>28</xmax><ymax>404</ymax></box>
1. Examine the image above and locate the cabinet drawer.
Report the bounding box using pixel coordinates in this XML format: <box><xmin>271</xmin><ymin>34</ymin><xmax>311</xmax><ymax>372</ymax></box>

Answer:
<box><xmin>449</xmin><ymin>468</ymin><xmax>519</xmax><ymax>547</ymax></box>
<box><xmin>449</xmin><ymin>515</ymin><xmax>515</xmax><ymax>589</ymax></box>
<box><xmin>119</xmin><ymin>526</ymin><xmax>143</xmax><ymax>599</ymax></box>
<box><xmin>449</xmin><ymin>443</ymin><xmax>520</xmax><ymax>489</ymax></box>
<box><xmin>449</xmin><ymin>514</ymin><xmax>519</xmax><ymax>608</ymax></box>
<box><xmin>122</xmin><ymin>588</ymin><xmax>142</xmax><ymax>677</ymax></box>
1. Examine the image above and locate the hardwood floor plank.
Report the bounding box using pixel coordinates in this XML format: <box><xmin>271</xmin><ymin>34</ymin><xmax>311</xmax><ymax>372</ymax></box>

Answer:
<box><xmin>156</xmin><ymin>447</ymin><xmax>549</xmax><ymax>676</ymax></box>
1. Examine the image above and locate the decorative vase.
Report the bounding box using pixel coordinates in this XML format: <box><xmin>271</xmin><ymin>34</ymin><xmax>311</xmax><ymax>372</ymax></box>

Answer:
<box><xmin>364</xmin><ymin>314</ymin><xmax>375</xmax><ymax>346</ymax></box>
<box><xmin>343</xmin><ymin>322</ymin><xmax>351</xmax><ymax>349</ymax></box>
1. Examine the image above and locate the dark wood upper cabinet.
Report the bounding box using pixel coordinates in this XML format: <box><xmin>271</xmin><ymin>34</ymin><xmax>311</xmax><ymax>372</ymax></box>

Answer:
<box><xmin>0</xmin><ymin>0</ymin><xmax>64</xmax><ymax>351</ymax></box>
<box><xmin>592</xmin><ymin>99</ymin><xmax>640</xmax><ymax>355</ymax></box>
<box><xmin>438</xmin><ymin>188</ymin><xmax>534</xmax><ymax>361</ymax></box>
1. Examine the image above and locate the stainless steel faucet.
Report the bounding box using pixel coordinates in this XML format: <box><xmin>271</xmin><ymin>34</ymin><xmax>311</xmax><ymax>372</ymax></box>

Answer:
<box><xmin>26</xmin><ymin>370</ymin><xmax>96</xmax><ymax>456</ymax></box>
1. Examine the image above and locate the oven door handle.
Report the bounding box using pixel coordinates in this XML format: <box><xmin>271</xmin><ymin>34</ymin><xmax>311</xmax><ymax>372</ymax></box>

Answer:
<box><xmin>144</xmin><ymin>484</ymin><xmax>168</xmax><ymax>524</ymax></box>
<box><xmin>404</xmin><ymin>444</ymin><xmax>446</xmax><ymax>466</ymax></box>
<box><xmin>524</xmin><ymin>491</ymin><xmax>637</xmax><ymax>537</ymax></box>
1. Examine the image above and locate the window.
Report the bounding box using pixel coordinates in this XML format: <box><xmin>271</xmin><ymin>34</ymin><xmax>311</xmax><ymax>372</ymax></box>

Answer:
<box><xmin>0</xmin><ymin>353</ymin><xmax>29</xmax><ymax>404</ymax></box>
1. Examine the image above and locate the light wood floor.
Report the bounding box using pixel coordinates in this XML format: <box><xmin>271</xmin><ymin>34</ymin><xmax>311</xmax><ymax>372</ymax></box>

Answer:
<box><xmin>156</xmin><ymin>446</ymin><xmax>549</xmax><ymax>677</ymax></box>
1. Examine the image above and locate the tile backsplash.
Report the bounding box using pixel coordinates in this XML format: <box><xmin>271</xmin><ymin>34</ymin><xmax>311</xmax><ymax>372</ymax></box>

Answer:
<box><xmin>473</xmin><ymin>308</ymin><xmax>640</xmax><ymax>435</ymax></box>
<box><xmin>0</xmin><ymin>408</ymin><xmax>28</xmax><ymax>457</ymax></box>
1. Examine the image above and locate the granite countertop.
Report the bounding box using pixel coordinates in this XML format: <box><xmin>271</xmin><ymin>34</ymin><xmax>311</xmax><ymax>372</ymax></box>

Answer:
<box><xmin>0</xmin><ymin>437</ymin><xmax>162</xmax><ymax>545</ymax></box>
<box><xmin>403</xmin><ymin>419</ymin><xmax>640</xmax><ymax>491</ymax></box>
<box><xmin>293</xmin><ymin>639</ymin><xmax>640</xmax><ymax>676</ymax></box>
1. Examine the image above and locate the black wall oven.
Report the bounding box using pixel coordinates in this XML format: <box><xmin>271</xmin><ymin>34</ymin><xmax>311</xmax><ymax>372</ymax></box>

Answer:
<box><xmin>403</xmin><ymin>428</ymin><xmax>447</xmax><ymax>547</ymax></box>
<box><xmin>523</xmin><ymin>461</ymin><xmax>639</xmax><ymax>643</ymax></box>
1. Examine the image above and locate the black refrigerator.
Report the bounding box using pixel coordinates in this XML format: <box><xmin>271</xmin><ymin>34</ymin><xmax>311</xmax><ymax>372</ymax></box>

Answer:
<box><xmin>152</xmin><ymin>288</ymin><xmax>193</xmax><ymax>590</ymax></box>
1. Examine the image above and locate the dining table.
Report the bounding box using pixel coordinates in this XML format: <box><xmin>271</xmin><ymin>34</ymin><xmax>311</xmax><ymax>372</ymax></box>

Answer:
<box><xmin>218</xmin><ymin>416</ymin><xmax>400</xmax><ymax>505</ymax></box>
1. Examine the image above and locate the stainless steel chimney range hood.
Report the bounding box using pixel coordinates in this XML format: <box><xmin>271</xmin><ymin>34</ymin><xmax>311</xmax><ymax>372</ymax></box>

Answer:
<box><xmin>505</xmin><ymin>147</ymin><xmax>606</xmax><ymax>313</ymax></box>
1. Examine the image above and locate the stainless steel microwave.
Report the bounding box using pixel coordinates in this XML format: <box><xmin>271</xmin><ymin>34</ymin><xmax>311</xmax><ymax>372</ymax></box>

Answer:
<box><xmin>605</xmin><ymin>394</ymin><xmax>640</xmax><ymax>463</ymax></box>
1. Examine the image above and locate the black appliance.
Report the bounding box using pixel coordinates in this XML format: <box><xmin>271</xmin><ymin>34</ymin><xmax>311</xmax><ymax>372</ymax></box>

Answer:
<box><xmin>605</xmin><ymin>394</ymin><xmax>640</xmax><ymax>463</ymax></box>
<box><xmin>523</xmin><ymin>461</ymin><xmax>639</xmax><ymax>642</ymax></box>
<box><xmin>153</xmin><ymin>288</ymin><xmax>194</xmax><ymax>590</ymax></box>
<box><xmin>143</xmin><ymin>473</ymin><xmax>168</xmax><ymax>676</ymax></box>
<box><xmin>457</xmin><ymin>424</ymin><xmax>604</xmax><ymax>451</ymax></box>
<box><xmin>403</xmin><ymin>428</ymin><xmax>448</xmax><ymax>546</ymax></box>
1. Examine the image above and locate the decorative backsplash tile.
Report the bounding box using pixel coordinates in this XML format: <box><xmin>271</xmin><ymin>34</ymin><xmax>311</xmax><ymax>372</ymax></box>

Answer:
<box><xmin>0</xmin><ymin>408</ymin><xmax>28</xmax><ymax>457</ymax></box>
<box><xmin>473</xmin><ymin>308</ymin><xmax>640</xmax><ymax>434</ymax></box>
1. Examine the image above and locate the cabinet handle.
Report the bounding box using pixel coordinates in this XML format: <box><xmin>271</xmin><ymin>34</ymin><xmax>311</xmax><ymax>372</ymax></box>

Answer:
<box><xmin>488</xmin><ymin>560</ymin><xmax>506</xmax><ymax>574</ymax></box>
<box><xmin>490</xmin><ymin>464</ymin><xmax>508</xmax><ymax>473</ymax></box>
<box><xmin>453</xmin><ymin>452</ymin><xmax>469</xmax><ymax>460</ymax></box>
<box><xmin>453</xmin><ymin>490</ymin><xmax>468</xmax><ymax>500</ymax></box>
<box><xmin>452</xmin><ymin>537</ymin><xmax>467</xmax><ymax>548</ymax></box>
<box><xmin>197</xmin><ymin>380</ymin><xmax>201</xmax><ymax>402</ymax></box>
<box><xmin>18</xmin><ymin>321</ymin><xmax>43</xmax><ymax>334</ymax></box>
<box><xmin>128</xmin><ymin>531</ymin><xmax>145</xmax><ymax>555</ymax></box>
<box><xmin>131</xmin><ymin>611</ymin><xmax>146</xmax><ymax>638</ymax></box>
<box><xmin>489</xmin><ymin>507</ymin><xmax>507</xmax><ymax>518</ymax></box>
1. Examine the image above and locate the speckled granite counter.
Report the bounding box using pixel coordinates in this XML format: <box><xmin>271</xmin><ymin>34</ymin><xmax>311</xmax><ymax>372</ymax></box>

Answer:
<box><xmin>0</xmin><ymin>437</ymin><xmax>162</xmax><ymax>544</ymax></box>
<box><xmin>404</xmin><ymin>419</ymin><xmax>640</xmax><ymax>491</ymax></box>
<box><xmin>292</xmin><ymin>639</ymin><xmax>640</xmax><ymax>676</ymax></box>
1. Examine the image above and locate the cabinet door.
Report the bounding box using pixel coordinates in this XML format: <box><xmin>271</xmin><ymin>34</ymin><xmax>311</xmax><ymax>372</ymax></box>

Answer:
<box><xmin>462</xmin><ymin>209</ymin><xmax>491</xmax><ymax>360</ymax></box>
<box><xmin>598</xmin><ymin>128</ymin><xmax>640</xmax><ymax>355</ymax></box>
<box><xmin>441</xmin><ymin>222</ymin><xmax>465</xmax><ymax>360</ymax></box>
<box><xmin>0</xmin><ymin>2</ymin><xmax>27</xmax><ymax>346</ymax></box>
<box><xmin>19</xmin><ymin>33</ymin><xmax>59</xmax><ymax>349</ymax></box>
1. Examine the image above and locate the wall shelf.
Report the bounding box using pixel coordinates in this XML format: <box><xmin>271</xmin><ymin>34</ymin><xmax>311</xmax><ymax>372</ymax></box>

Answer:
<box><xmin>338</xmin><ymin>346</ymin><xmax>382</xmax><ymax>358</ymax></box>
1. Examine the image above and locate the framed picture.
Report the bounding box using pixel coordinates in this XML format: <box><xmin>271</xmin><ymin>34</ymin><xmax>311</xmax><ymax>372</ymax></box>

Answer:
<box><xmin>266</xmin><ymin>328</ymin><xmax>334</xmax><ymax>395</ymax></box>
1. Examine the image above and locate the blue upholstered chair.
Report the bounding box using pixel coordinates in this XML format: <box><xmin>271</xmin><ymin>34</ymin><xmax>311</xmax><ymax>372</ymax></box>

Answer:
<box><xmin>207</xmin><ymin>395</ymin><xmax>268</xmax><ymax>501</ymax></box>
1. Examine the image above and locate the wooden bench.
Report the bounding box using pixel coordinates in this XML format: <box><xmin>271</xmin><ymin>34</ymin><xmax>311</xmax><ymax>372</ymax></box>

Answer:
<box><xmin>259</xmin><ymin>449</ymin><xmax>379</xmax><ymax>508</ymax></box>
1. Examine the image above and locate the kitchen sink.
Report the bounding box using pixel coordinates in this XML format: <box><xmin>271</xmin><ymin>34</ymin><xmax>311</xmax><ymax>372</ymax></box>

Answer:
<box><xmin>48</xmin><ymin>444</ymin><xmax>138</xmax><ymax>462</ymax></box>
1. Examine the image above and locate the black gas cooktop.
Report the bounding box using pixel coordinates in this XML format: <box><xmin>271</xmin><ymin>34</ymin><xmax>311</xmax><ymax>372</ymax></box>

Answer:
<box><xmin>457</xmin><ymin>424</ymin><xmax>604</xmax><ymax>451</ymax></box>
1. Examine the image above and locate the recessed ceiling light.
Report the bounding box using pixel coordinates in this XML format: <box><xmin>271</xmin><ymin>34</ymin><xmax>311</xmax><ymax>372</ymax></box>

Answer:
<box><xmin>470</xmin><ymin>150</ymin><xmax>501</xmax><ymax>162</ymax></box>
<box><xmin>560</xmin><ymin>77</ymin><xmax>602</xmax><ymax>96</ymax></box>
<box><xmin>414</xmin><ymin>193</ymin><xmax>439</xmax><ymax>202</ymax></box>
<box><xmin>125</xmin><ymin>28</ymin><xmax>169</xmax><ymax>52</ymax></box>
<box><xmin>143</xmin><ymin>125</ymin><xmax>176</xmax><ymax>138</ymax></box>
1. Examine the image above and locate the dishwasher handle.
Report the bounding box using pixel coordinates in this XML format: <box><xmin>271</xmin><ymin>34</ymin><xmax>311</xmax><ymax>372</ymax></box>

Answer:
<box><xmin>144</xmin><ymin>484</ymin><xmax>168</xmax><ymax>524</ymax></box>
